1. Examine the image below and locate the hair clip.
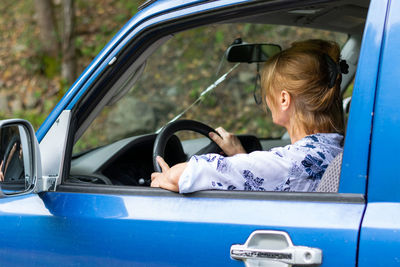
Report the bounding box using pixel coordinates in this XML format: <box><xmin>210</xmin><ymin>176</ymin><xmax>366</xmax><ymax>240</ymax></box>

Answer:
<box><xmin>339</xmin><ymin>60</ymin><xmax>349</xmax><ymax>74</ymax></box>
<box><xmin>323</xmin><ymin>54</ymin><xmax>338</xmax><ymax>88</ymax></box>
<box><xmin>323</xmin><ymin>55</ymin><xmax>350</xmax><ymax>88</ymax></box>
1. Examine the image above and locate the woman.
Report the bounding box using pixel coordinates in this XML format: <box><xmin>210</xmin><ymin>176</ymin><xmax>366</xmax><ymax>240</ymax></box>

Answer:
<box><xmin>151</xmin><ymin>39</ymin><xmax>347</xmax><ymax>193</ymax></box>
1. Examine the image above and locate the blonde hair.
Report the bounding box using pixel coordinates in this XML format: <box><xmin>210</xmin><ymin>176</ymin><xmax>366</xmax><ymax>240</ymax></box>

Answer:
<box><xmin>261</xmin><ymin>39</ymin><xmax>344</xmax><ymax>135</ymax></box>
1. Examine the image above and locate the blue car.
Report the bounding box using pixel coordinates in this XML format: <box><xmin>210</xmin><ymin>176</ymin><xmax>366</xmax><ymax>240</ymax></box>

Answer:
<box><xmin>1</xmin><ymin>0</ymin><xmax>399</xmax><ymax>266</ymax></box>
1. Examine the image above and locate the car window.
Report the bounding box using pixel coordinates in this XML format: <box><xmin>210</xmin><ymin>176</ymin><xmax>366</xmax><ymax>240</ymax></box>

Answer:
<box><xmin>73</xmin><ymin>23</ymin><xmax>347</xmax><ymax>154</ymax></box>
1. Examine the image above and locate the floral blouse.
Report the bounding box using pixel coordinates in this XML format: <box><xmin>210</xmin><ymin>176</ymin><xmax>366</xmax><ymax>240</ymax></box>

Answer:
<box><xmin>178</xmin><ymin>133</ymin><xmax>344</xmax><ymax>193</ymax></box>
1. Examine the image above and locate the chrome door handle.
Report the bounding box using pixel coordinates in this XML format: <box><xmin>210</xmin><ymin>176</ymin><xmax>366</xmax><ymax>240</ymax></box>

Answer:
<box><xmin>230</xmin><ymin>230</ymin><xmax>322</xmax><ymax>267</ymax></box>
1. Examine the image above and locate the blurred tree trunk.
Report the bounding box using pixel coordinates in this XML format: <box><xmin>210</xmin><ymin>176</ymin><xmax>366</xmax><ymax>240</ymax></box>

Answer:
<box><xmin>62</xmin><ymin>0</ymin><xmax>76</xmax><ymax>85</ymax></box>
<box><xmin>33</xmin><ymin>0</ymin><xmax>59</xmax><ymax>57</ymax></box>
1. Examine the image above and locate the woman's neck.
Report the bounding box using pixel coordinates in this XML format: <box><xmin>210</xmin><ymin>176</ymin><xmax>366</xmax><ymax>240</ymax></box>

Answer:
<box><xmin>287</xmin><ymin>121</ymin><xmax>308</xmax><ymax>144</ymax></box>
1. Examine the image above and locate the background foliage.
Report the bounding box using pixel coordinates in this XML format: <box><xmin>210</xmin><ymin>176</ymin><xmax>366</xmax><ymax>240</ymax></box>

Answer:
<box><xmin>0</xmin><ymin>0</ymin><xmax>141</xmax><ymax>128</ymax></box>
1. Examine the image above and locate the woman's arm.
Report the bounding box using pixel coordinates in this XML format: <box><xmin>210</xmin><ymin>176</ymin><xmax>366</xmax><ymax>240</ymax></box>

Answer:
<box><xmin>151</xmin><ymin>126</ymin><xmax>245</xmax><ymax>192</ymax></box>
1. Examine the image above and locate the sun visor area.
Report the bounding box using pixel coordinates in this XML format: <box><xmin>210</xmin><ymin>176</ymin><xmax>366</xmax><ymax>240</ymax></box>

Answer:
<box><xmin>307</xmin><ymin>5</ymin><xmax>367</xmax><ymax>32</ymax></box>
<box><xmin>222</xmin><ymin>0</ymin><xmax>369</xmax><ymax>36</ymax></box>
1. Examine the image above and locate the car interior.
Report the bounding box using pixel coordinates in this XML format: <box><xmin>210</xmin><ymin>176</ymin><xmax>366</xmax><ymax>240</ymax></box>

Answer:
<box><xmin>67</xmin><ymin>0</ymin><xmax>370</xmax><ymax>190</ymax></box>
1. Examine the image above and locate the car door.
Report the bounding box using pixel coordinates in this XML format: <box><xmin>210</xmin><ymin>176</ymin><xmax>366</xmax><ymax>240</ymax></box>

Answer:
<box><xmin>32</xmin><ymin>188</ymin><xmax>362</xmax><ymax>266</ymax></box>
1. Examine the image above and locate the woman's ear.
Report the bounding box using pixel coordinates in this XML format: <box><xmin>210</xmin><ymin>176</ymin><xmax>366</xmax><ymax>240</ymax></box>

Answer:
<box><xmin>280</xmin><ymin>90</ymin><xmax>291</xmax><ymax>111</ymax></box>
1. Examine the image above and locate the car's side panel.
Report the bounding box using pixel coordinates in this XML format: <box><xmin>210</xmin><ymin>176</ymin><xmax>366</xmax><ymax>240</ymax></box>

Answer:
<box><xmin>0</xmin><ymin>192</ymin><xmax>363</xmax><ymax>266</ymax></box>
<box><xmin>363</xmin><ymin>0</ymin><xmax>400</xmax><ymax>203</ymax></box>
<box><xmin>0</xmin><ymin>194</ymin><xmax>54</xmax><ymax>265</ymax></box>
<box><xmin>358</xmin><ymin>203</ymin><xmax>400</xmax><ymax>267</ymax></box>
<box><xmin>358</xmin><ymin>0</ymin><xmax>400</xmax><ymax>265</ymax></box>
<box><xmin>339</xmin><ymin>0</ymin><xmax>388</xmax><ymax>194</ymax></box>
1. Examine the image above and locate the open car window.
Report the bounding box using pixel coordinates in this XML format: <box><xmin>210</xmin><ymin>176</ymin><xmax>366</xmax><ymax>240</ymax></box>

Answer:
<box><xmin>73</xmin><ymin>23</ymin><xmax>347</xmax><ymax>154</ymax></box>
<box><xmin>69</xmin><ymin>22</ymin><xmax>349</xmax><ymax>187</ymax></box>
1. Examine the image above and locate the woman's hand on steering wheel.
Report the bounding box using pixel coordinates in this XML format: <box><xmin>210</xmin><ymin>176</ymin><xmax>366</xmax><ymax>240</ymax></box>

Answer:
<box><xmin>209</xmin><ymin>127</ymin><xmax>246</xmax><ymax>156</ymax></box>
<box><xmin>151</xmin><ymin>156</ymin><xmax>186</xmax><ymax>192</ymax></box>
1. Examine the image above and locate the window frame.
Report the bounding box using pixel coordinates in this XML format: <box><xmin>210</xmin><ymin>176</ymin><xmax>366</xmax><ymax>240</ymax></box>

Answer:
<box><xmin>60</xmin><ymin>0</ymin><xmax>371</xmax><ymax>198</ymax></box>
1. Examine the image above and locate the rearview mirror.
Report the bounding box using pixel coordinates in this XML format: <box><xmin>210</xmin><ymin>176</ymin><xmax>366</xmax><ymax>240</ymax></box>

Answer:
<box><xmin>226</xmin><ymin>43</ymin><xmax>281</xmax><ymax>63</ymax></box>
<box><xmin>0</xmin><ymin>119</ymin><xmax>40</xmax><ymax>196</ymax></box>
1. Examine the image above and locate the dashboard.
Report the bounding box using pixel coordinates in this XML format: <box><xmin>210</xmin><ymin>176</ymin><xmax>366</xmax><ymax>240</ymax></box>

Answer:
<box><xmin>68</xmin><ymin>133</ymin><xmax>284</xmax><ymax>186</ymax></box>
<box><xmin>69</xmin><ymin>134</ymin><xmax>186</xmax><ymax>186</ymax></box>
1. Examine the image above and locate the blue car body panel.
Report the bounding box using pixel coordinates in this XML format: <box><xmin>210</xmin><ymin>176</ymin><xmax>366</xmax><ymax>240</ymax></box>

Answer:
<box><xmin>366</xmin><ymin>0</ymin><xmax>400</xmax><ymax>203</ymax></box>
<box><xmin>358</xmin><ymin>203</ymin><xmax>400</xmax><ymax>267</ymax></box>
<box><xmin>0</xmin><ymin>192</ymin><xmax>364</xmax><ymax>266</ymax></box>
<box><xmin>339</xmin><ymin>0</ymin><xmax>388</xmax><ymax>194</ymax></box>
<box><xmin>358</xmin><ymin>0</ymin><xmax>400</xmax><ymax>265</ymax></box>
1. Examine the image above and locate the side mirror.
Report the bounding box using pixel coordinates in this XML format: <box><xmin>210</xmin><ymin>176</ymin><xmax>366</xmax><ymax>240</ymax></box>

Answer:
<box><xmin>0</xmin><ymin>119</ymin><xmax>40</xmax><ymax>196</ymax></box>
<box><xmin>226</xmin><ymin>43</ymin><xmax>281</xmax><ymax>63</ymax></box>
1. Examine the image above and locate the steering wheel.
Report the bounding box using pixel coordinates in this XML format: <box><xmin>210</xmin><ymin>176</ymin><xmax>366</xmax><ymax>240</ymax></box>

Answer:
<box><xmin>153</xmin><ymin>120</ymin><xmax>221</xmax><ymax>172</ymax></box>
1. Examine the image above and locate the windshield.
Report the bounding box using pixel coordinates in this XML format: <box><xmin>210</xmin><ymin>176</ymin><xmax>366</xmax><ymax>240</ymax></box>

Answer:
<box><xmin>73</xmin><ymin>23</ymin><xmax>347</xmax><ymax>154</ymax></box>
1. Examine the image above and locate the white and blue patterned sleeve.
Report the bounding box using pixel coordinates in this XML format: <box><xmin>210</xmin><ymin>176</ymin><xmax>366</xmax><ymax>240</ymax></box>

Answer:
<box><xmin>178</xmin><ymin>150</ymin><xmax>291</xmax><ymax>193</ymax></box>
